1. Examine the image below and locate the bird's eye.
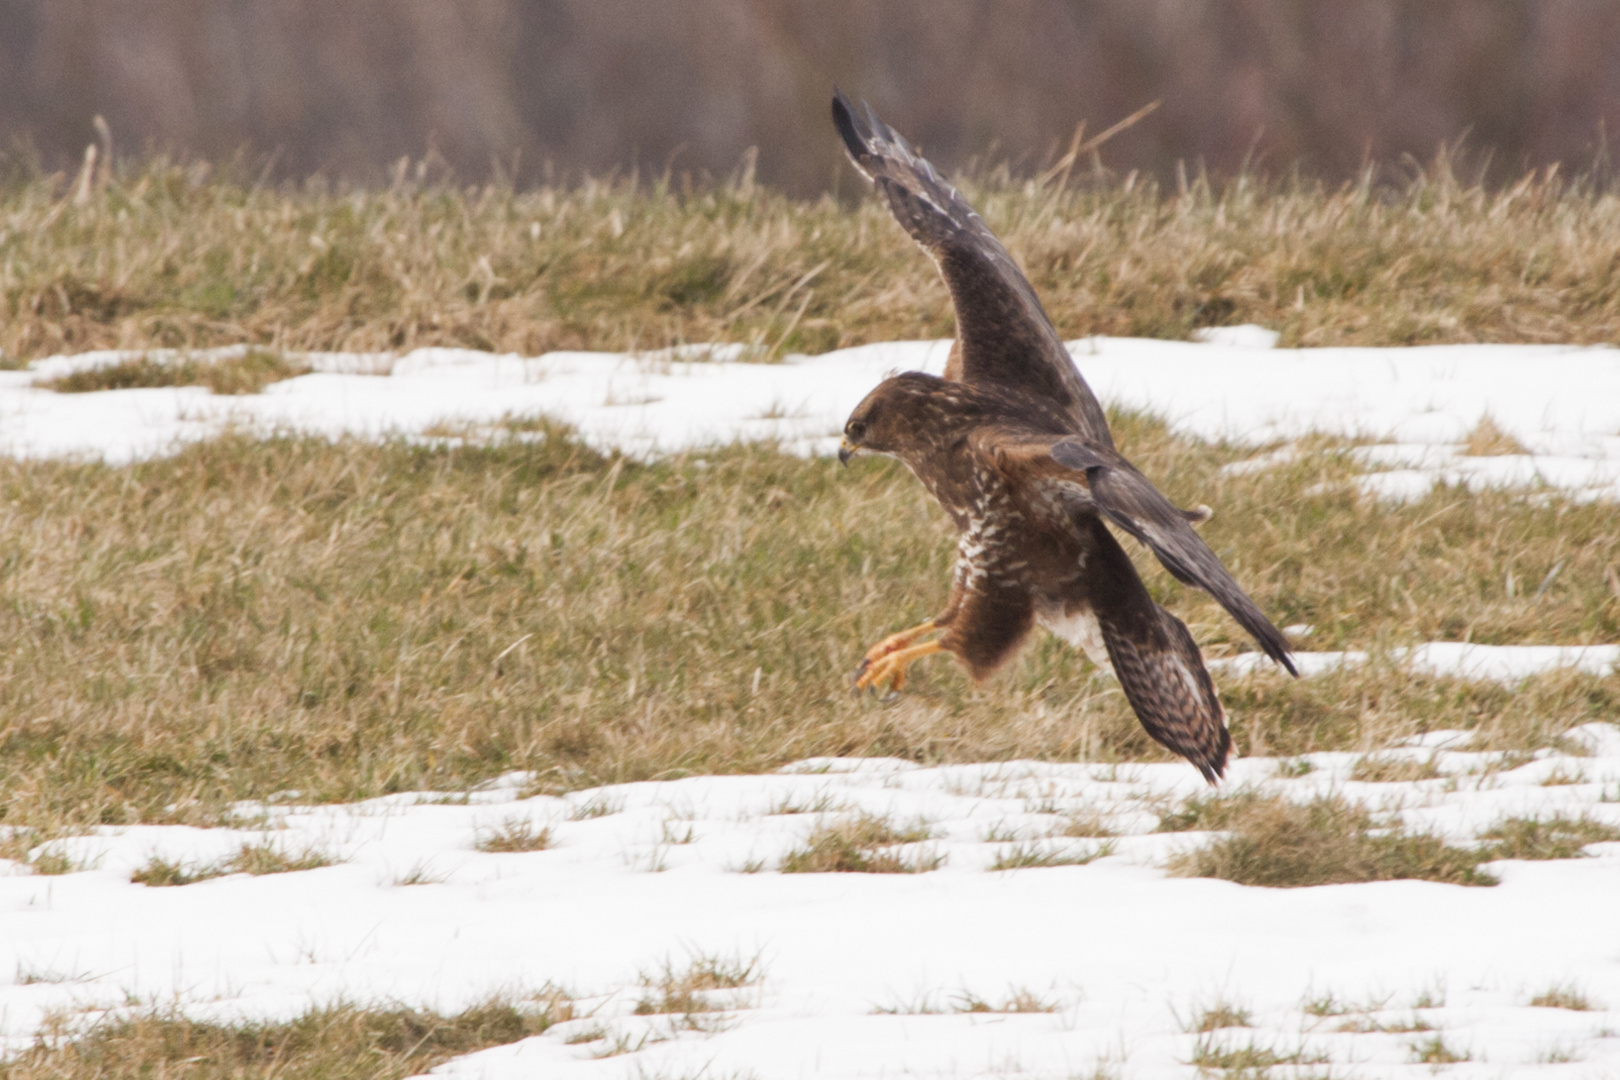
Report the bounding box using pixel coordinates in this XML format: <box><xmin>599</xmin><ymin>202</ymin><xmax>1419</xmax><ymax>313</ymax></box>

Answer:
<box><xmin>847</xmin><ymin>421</ymin><xmax>867</xmax><ymax>441</ymax></box>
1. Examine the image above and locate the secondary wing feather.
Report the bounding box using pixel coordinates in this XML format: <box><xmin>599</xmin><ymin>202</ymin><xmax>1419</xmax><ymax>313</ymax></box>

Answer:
<box><xmin>832</xmin><ymin>90</ymin><xmax>1112</xmax><ymax>445</ymax></box>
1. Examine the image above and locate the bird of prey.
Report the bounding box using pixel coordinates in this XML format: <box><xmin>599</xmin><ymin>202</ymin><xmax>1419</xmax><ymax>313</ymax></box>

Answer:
<box><xmin>832</xmin><ymin>91</ymin><xmax>1296</xmax><ymax>783</ymax></box>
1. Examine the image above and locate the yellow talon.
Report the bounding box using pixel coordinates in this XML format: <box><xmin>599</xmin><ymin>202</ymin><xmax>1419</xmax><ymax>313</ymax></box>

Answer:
<box><xmin>855</xmin><ymin>619</ymin><xmax>938</xmax><ymax>674</ymax></box>
<box><xmin>854</xmin><ymin>639</ymin><xmax>946</xmax><ymax>695</ymax></box>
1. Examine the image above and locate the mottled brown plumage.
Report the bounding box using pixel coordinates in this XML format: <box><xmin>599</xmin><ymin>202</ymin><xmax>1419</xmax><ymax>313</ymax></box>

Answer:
<box><xmin>833</xmin><ymin>91</ymin><xmax>1297</xmax><ymax>783</ymax></box>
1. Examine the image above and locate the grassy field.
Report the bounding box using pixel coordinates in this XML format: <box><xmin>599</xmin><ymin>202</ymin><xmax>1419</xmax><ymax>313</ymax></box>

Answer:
<box><xmin>6</xmin><ymin>155</ymin><xmax>1620</xmax><ymax>1080</ymax></box>
<box><xmin>7</xmin><ymin>150</ymin><xmax>1620</xmax><ymax>366</ymax></box>
<box><xmin>2</xmin><ymin>406</ymin><xmax>1615</xmax><ymax>847</ymax></box>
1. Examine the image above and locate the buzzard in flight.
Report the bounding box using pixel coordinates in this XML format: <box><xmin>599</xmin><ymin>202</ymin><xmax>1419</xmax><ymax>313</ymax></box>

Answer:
<box><xmin>833</xmin><ymin>91</ymin><xmax>1297</xmax><ymax>783</ymax></box>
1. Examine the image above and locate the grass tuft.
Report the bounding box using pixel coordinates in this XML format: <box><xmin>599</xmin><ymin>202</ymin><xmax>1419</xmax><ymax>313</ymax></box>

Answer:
<box><xmin>1166</xmin><ymin>795</ymin><xmax>1497</xmax><ymax>888</ymax></box>
<box><xmin>1408</xmin><ymin>1034</ymin><xmax>1469</xmax><ymax>1066</ymax></box>
<box><xmin>1335</xmin><ymin>1014</ymin><xmax>1433</xmax><ymax>1034</ymax></box>
<box><xmin>391</xmin><ymin>862</ymin><xmax>447</xmax><ymax>886</ymax></box>
<box><xmin>42</xmin><ymin>349</ymin><xmax>311</xmax><ymax>395</ymax></box>
<box><xmin>475</xmin><ymin>818</ymin><xmax>553</xmax><ymax>853</ymax></box>
<box><xmin>569</xmin><ymin>797</ymin><xmax>625</xmax><ymax>821</ymax></box>
<box><xmin>1529</xmin><ymin>983</ymin><xmax>1599</xmax><ymax>1011</ymax></box>
<box><xmin>1188</xmin><ymin>1034</ymin><xmax>1330</xmax><ymax>1076</ymax></box>
<box><xmin>0</xmin><ymin>995</ymin><xmax>571</xmax><ymax>1079</ymax></box>
<box><xmin>1462</xmin><ymin>415</ymin><xmax>1529</xmax><ymax>457</ymax></box>
<box><xmin>1056</xmin><ymin>808</ymin><xmax>1116</xmax><ymax>838</ymax></box>
<box><xmin>632</xmin><ymin>953</ymin><xmax>763</xmax><ymax>1022</ymax></box>
<box><xmin>988</xmin><ymin>840</ymin><xmax>1114</xmax><ymax>871</ymax></box>
<box><xmin>1349</xmin><ymin>754</ymin><xmax>1441</xmax><ymax>783</ymax></box>
<box><xmin>1188</xmin><ymin>1001</ymin><xmax>1253</xmax><ymax>1033</ymax></box>
<box><xmin>1478</xmin><ymin>815</ymin><xmax>1620</xmax><ymax>860</ymax></box>
<box><xmin>949</xmin><ymin>987</ymin><xmax>1060</xmax><ymax>1014</ymax></box>
<box><xmin>778</xmin><ymin>812</ymin><xmax>942</xmax><ymax>874</ymax></box>
<box><xmin>765</xmin><ymin>791</ymin><xmax>848</xmax><ymax>815</ymax></box>
<box><xmin>130</xmin><ymin>842</ymin><xmax>334</xmax><ymax>886</ymax></box>
<box><xmin>1156</xmin><ymin>791</ymin><xmax>1265</xmax><ymax>833</ymax></box>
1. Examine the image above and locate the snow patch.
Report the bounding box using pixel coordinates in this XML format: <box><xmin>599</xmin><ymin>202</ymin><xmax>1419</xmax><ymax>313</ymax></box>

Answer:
<box><xmin>3</xmin><ymin>749</ymin><xmax>1618</xmax><ymax>1078</ymax></box>
<box><xmin>1211</xmin><ymin>643</ymin><xmax>1620</xmax><ymax>682</ymax></box>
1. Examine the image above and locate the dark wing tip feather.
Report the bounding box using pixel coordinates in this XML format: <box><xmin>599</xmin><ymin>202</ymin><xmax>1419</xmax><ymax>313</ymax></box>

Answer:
<box><xmin>831</xmin><ymin>90</ymin><xmax>868</xmax><ymax>170</ymax></box>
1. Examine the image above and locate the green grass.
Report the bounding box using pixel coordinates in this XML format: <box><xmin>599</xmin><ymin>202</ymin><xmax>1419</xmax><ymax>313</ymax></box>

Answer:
<box><xmin>0</xmin><ymin>407</ymin><xmax>1616</xmax><ymax>839</ymax></box>
<box><xmin>9</xmin><ymin>152</ymin><xmax>1620</xmax><ymax>367</ymax></box>
<box><xmin>0</xmin><ymin>997</ymin><xmax>571</xmax><ymax>1080</ymax></box>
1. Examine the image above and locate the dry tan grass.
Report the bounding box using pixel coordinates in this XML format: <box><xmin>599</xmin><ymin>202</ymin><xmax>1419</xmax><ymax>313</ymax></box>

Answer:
<box><xmin>988</xmin><ymin>839</ymin><xmax>1115</xmax><ymax>871</ymax></box>
<box><xmin>0</xmin><ymin>415</ymin><xmax>1615</xmax><ymax>839</ymax></box>
<box><xmin>1478</xmin><ymin>815</ymin><xmax>1620</xmax><ymax>860</ymax></box>
<box><xmin>41</xmin><ymin>349</ymin><xmax>310</xmax><ymax>394</ymax></box>
<box><xmin>1187</xmin><ymin>1001</ymin><xmax>1253</xmax><ymax>1032</ymax></box>
<box><xmin>474</xmin><ymin>818</ymin><xmax>553</xmax><ymax>853</ymax></box>
<box><xmin>1187</xmin><ymin>1034</ymin><xmax>1332</xmax><ymax>1076</ymax></box>
<box><xmin>1530</xmin><ymin>984</ymin><xmax>1601</xmax><ymax>1011</ymax></box>
<box><xmin>1462</xmin><ymin>415</ymin><xmax>1530</xmax><ymax>457</ymax></box>
<box><xmin>1165</xmin><ymin>795</ymin><xmax>1497</xmax><ymax>888</ymax></box>
<box><xmin>0</xmin><ymin>996</ymin><xmax>570</xmax><ymax>1080</ymax></box>
<box><xmin>1409</xmin><ymin>1035</ymin><xmax>1471</xmax><ymax>1066</ymax></box>
<box><xmin>778</xmin><ymin>812</ymin><xmax>942</xmax><ymax>874</ymax></box>
<box><xmin>130</xmin><ymin>841</ymin><xmax>335</xmax><ymax>887</ymax></box>
<box><xmin>1348</xmin><ymin>755</ymin><xmax>1441</xmax><ymax>783</ymax></box>
<box><xmin>950</xmin><ymin>988</ymin><xmax>1060</xmax><ymax>1014</ymax></box>
<box><xmin>9</xmin><ymin>154</ymin><xmax>1620</xmax><ymax>367</ymax></box>
<box><xmin>633</xmin><ymin>953</ymin><xmax>763</xmax><ymax>1018</ymax></box>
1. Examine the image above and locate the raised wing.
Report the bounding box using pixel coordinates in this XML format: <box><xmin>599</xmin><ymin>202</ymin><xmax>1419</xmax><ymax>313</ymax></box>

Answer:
<box><xmin>1049</xmin><ymin>437</ymin><xmax>1299</xmax><ymax>676</ymax></box>
<box><xmin>832</xmin><ymin>90</ymin><xmax>1112</xmax><ymax>445</ymax></box>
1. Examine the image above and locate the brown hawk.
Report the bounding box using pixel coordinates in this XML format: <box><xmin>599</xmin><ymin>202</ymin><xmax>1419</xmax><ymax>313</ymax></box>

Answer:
<box><xmin>832</xmin><ymin>91</ymin><xmax>1297</xmax><ymax>783</ymax></box>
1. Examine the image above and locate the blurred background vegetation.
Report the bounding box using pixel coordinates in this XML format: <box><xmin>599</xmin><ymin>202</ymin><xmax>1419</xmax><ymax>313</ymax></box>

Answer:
<box><xmin>4</xmin><ymin>0</ymin><xmax>1620</xmax><ymax>193</ymax></box>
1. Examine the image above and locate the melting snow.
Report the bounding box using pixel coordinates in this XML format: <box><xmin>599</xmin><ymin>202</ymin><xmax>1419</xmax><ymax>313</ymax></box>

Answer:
<box><xmin>2</xmin><ymin>738</ymin><xmax>1618</xmax><ymax>1078</ymax></box>
<box><xmin>4</xmin><ymin>336</ymin><xmax>1620</xmax><ymax>504</ymax></box>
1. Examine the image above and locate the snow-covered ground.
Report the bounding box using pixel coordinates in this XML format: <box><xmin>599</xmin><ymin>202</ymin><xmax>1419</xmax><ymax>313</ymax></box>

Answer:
<box><xmin>3</xmin><ymin>332</ymin><xmax>1620</xmax><ymax>1077</ymax></box>
<box><xmin>4</xmin><ymin>732</ymin><xmax>1619</xmax><ymax>1079</ymax></box>
<box><xmin>4</xmin><ymin>331</ymin><xmax>1620</xmax><ymax>502</ymax></box>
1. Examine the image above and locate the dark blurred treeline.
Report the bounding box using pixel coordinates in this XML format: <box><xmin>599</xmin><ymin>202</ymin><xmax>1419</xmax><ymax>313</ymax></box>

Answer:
<box><xmin>4</xmin><ymin>0</ymin><xmax>1620</xmax><ymax>193</ymax></box>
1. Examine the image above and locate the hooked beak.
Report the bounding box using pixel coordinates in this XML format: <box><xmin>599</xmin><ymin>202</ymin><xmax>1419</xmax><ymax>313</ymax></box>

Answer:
<box><xmin>838</xmin><ymin>438</ymin><xmax>856</xmax><ymax>468</ymax></box>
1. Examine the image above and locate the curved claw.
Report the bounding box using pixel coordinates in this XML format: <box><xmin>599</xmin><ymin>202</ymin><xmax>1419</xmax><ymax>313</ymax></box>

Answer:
<box><xmin>853</xmin><ymin>640</ymin><xmax>945</xmax><ymax>698</ymax></box>
<box><xmin>850</xmin><ymin>660</ymin><xmax>903</xmax><ymax>703</ymax></box>
<box><xmin>854</xmin><ymin>620</ymin><xmax>938</xmax><ymax>678</ymax></box>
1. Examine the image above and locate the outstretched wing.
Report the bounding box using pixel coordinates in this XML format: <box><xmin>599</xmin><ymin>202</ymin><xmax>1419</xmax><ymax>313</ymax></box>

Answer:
<box><xmin>832</xmin><ymin>90</ymin><xmax>1112</xmax><ymax>445</ymax></box>
<box><xmin>1049</xmin><ymin>437</ymin><xmax>1298</xmax><ymax>676</ymax></box>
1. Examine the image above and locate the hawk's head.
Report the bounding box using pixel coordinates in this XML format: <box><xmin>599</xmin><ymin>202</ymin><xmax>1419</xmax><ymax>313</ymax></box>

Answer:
<box><xmin>839</xmin><ymin>372</ymin><xmax>952</xmax><ymax>466</ymax></box>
